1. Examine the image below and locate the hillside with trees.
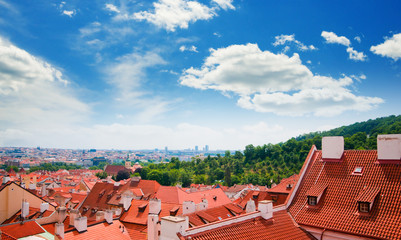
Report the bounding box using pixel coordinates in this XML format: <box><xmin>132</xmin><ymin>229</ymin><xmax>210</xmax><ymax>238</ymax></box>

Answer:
<box><xmin>139</xmin><ymin>115</ymin><xmax>401</xmax><ymax>187</ymax></box>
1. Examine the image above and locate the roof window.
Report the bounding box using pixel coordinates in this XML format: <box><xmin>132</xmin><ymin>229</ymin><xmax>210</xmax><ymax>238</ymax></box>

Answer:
<box><xmin>352</xmin><ymin>167</ymin><xmax>363</xmax><ymax>175</ymax></box>
<box><xmin>308</xmin><ymin>196</ymin><xmax>317</xmax><ymax>206</ymax></box>
<box><xmin>359</xmin><ymin>202</ymin><xmax>370</xmax><ymax>213</ymax></box>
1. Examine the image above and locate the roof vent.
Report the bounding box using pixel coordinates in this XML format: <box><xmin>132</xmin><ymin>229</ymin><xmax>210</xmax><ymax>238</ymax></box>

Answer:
<box><xmin>322</xmin><ymin>136</ymin><xmax>344</xmax><ymax>161</ymax></box>
<box><xmin>377</xmin><ymin>134</ymin><xmax>401</xmax><ymax>163</ymax></box>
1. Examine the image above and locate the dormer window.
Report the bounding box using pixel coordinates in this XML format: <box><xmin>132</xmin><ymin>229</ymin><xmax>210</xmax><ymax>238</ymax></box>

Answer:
<box><xmin>308</xmin><ymin>196</ymin><xmax>317</xmax><ymax>206</ymax></box>
<box><xmin>359</xmin><ymin>202</ymin><xmax>370</xmax><ymax>213</ymax></box>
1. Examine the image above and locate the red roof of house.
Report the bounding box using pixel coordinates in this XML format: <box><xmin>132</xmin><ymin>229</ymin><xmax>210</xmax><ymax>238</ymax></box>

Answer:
<box><xmin>0</xmin><ymin>221</ymin><xmax>45</xmax><ymax>239</ymax></box>
<box><xmin>235</xmin><ymin>190</ymin><xmax>289</xmax><ymax>209</ymax></box>
<box><xmin>268</xmin><ymin>174</ymin><xmax>299</xmax><ymax>194</ymax></box>
<box><xmin>64</xmin><ymin>220</ymin><xmax>131</xmax><ymax>240</ymax></box>
<box><xmin>104</xmin><ymin>165</ymin><xmax>131</xmax><ymax>176</ymax></box>
<box><xmin>122</xmin><ymin>222</ymin><xmax>147</xmax><ymax>240</ymax></box>
<box><xmin>185</xmin><ymin>203</ymin><xmax>245</xmax><ymax>227</ymax></box>
<box><xmin>156</xmin><ymin>187</ymin><xmax>231</xmax><ymax>208</ymax></box>
<box><xmin>181</xmin><ymin>210</ymin><xmax>313</xmax><ymax>240</ymax></box>
<box><xmin>289</xmin><ymin>149</ymin><xmax>401</xmax><ymax>240</ymax></box>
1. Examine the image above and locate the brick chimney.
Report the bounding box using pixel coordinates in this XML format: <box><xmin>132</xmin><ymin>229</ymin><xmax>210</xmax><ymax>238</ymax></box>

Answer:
<box><xmin>258</xmin><ymin>200</ymin><xmax>273</xmax><ymax>220</ymax></box>
<box><xmin>377</xmin><ymin>134</ymin><xmax>401</xmax><ymax>163</ymax></box>
<box><xmin>245</xmin><ymin>199</ymin><xmax>256</xmax><ymax>213</ymax></box>
<box><xmin>182</xmin><ymin>201</ymin><xmax>196</xmax><ymax>215</ymax></box>
<box><xmin>55</xmin><ymin>222</ymin><xmax>64</xmax><ymax>239</ymax></box>
<box><xmin>147</xmin><ymin>214</ymin><xmax>159</xmax><ymax>240</ymax></box>
<box><xmin>21</xmin><ymin>199</ymin><xmax>29</xmax><ymax>218</ymax></box>
<box><xmin>74</xmin><ymin>216</ymin><xmax>88</xmax><ymax>233</ymax></box>
<box><xmin>322</xmin><ymin>136</ymin><xmax>344</xmax><ymax>161</ymax></box>
<box><xmin>149</xmin><ymin>199</ymin><xmax>161</xmax><ymax>215</ymax></box>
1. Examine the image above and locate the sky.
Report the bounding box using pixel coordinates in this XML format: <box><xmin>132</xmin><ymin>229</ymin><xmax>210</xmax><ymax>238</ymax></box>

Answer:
<box><xmin>0</xmin><ymin>0</ymin><xmax>400</xmax><ymax>150</ymax></box>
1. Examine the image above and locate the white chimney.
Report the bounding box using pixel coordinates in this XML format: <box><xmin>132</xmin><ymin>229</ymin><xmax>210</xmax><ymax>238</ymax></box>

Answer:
<box><xmin>182</xmin><ymin>201</ymin><xmax>196</xmax><ymax>215</ymax></box>
<box><xmin>322</xmin><ymin>136</ymin><xmax>344</xmax><ymax>160</ymax></box>
<box><xmin>40</xmin><ymin>202</ymin><xmax>49</xmax><ymax>213</ymax></box>
<box><xmin>122</xmin><ymin>195</ymin><xmax>133</xmax><ymax>211</ymax></box>
<box><xmin>74</xmin><ymin>216</ymin><xmax>88</xmax><ymax>233</ymax></box>
<box><xmin>3</xmin><ymin>176</ymin><xmax>10</xmax><ymax>184</ymax></box>
<box><xmin>196</xmin><ymin>199</ymin><xmax>208</xmax><ymax>211</ymax></box>
<box><xmin>55</xmin><ymin>222</ymin><xmax>64</xmax><ymax>239</ymax></box>
<box><xmin>69</xmin><ymin>209</ymin><xmax>79</xmax><ymax>226</ymax></box>
<box><xmin>149</xmin><ymin>199</ymin><xmax>161</xmax><ymax>215</ymax></box>
<box><xmin>29</xmin><ymin>183</ymin><xmax>36</xmax><ymax>190</ymax></box>
<box><xmin>105</xmin><ymin>209</ymin><xmax>113</xmax><ymax>224</ymax></box>
<box><xmin>57</xmin><ymin>207</ymin><xmax>67</xmax><ymax>223</ymax></box>
<box><xmin>148</xmin><ymin>214</ymin><xmax>159</xmax><ymax>240</ymax></box>
<box><xmin>258</xmin><ymin>200</ymin><xmax>273</xmax><ymax>220</ymax></box>
<box><xmin>41</xmin><ymin>184</ymin><xmax>47</xmax><ymax>197</ymax></box>
<box><xmin>21</xmin><ymin>200</ymin><xmax>29</xmax><ymax>218</ymax></box>
<box><xmin>96</xmin><ymin>211</ymin><xmax>105</xmax><ymax>221</ymax></box>
<box><xmin>160</xmin><ymin>216</ymin><xmax>188</xmax><ymax>240</ymax></box>
<box><xmin>377</xmin><ymin>134</ymin><xmax>401</xmax><ymax>161</ymax></box>
<box><xmin>245</xmin><ymin>199</ymin><xmax>256</xmax><ymax>213</ymax></box>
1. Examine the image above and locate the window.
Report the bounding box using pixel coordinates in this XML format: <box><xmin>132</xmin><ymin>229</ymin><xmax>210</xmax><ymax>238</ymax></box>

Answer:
<box><xmin>308</xmin><ymin>196</ymin><xmax>317</xmax><ymax>206</ymax></box>
<box><xmin>353</xmin><ymin>167</ymin><xmax>363</xmax><ymax>175</ymax></box>
<box><xmin>359</xmin><ymin>202</ymin><xmax>370</xmax><ymax>213</ymax></box>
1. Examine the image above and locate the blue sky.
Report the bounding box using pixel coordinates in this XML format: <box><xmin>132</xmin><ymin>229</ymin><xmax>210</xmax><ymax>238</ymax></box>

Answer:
<box><xmin>0</xmin><ymin>0</ymin><xmax>400</xmax><ymax>150</ymax></box>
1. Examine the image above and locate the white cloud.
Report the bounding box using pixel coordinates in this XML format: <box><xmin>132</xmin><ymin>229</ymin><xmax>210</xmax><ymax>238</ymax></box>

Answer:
<box><xmin>321</xmin><ymin>31</ymin><xmax>350</xmax><ymax>46</ymax></box>
<box><xmin>62</xmin><ymin>10</ymin><xmax>75</xmax><ymax>17</ymax></box>
<box><xmin>346</xmin><ymin>47</ymin><xmax>367</xmax><ymax>61</ymax></box>
<box><xmin>179</xmin><ymin>45</ymin><xmax>198</xmax><ymax>52</ymax></box>
<box><xmin>133</xmin><ymin>0</ymin><xmax>234</xmax><ymax>32</ymax></box>
<box><xmin>370</xmin><ymin>33</ymin><xmax>401</xmax><ymax>61</ymax></box>
<box><xmin>273</xmin><ymin>34</ymin><xmax>316</xmax><ymax>51</ymax></box>
<box><xmin>354</xmin><ymin>36</ymin><xmax>361</xmax><ymax>43</ymax></box>
<box><xmin>0</xmin><ymin>36</ymin><xmax>89</xmax><ymax>129</ymax></box>
<box><xmin>180</xmin><ymin>43</ymin><xmax>383</xmax><ymax>116</ymax></box>
<box><xmin>105</xmin><ymin>3</ymin><xmax>120</xmax><ymax>13</ymax></box>
<box><xmin>212</xmin><ymin>0</ymin><xmax>235</xmax><ymax>10</ymax></box>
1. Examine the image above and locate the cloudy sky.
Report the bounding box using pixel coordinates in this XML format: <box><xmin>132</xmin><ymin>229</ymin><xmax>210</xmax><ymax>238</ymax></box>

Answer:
<box><xmin>0</xmin><ymin>0</ymin><xmax>400</xmax><ymax>150</ymax></box>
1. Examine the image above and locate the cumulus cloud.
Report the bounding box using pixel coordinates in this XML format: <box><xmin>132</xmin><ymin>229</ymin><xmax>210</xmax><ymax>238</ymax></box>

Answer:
<box><xmin>346</xmin><ymin>47</ymin><xmax>367</xmax><ymax>61</ymax></box>
<box><xmin>273</xmin><ymin>34</ymin><xmax>316</xmax><ymax>51</ymax></box>
<box><xmin>0</xmin><ymin>36</ymin><xmax>89</xmax><ymax>129</ymax></box>
<box><xmin>132</xmin><ymin>0</ymin><xmax>234</xmax><ymax>32</ymax></box>
<box><xmin>321</xmin><ymin>31</ymin><xmax>350</xmax><ymax>46</ymax></box>
<box><xmin>179</xmin><ymin>45</ymin><xmax>198</xmax><ymax>52</ymax></box>
<box><xmin>322</xmin><ymin>31</ymin><xmax>366</xmax><ymax>61</ymax></box>
<box><xmin>370</xmin><ymin>33</ymin><xmax>401</xmax><ymax>61</ymax></box>
<box><xmin>180</xmin><ymin>43</ymin><xmax>383</xmax><ymax>116</ymax></box>
<box><xmin>105</xmin><ymin>3</ymin><xmax>120</xmax><ymax>13</ymax></box>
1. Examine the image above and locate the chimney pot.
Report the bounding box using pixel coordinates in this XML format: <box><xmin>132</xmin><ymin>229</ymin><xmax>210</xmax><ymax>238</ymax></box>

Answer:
<box><xmin>258</xmin><ymin>200</ymin><xmax>273</xmax><ymax>219</ymax></box>
<box><xmin>40</xmin><ymin>203</ymin><xmax>49</xmax><ymax>213</ymax></box>
<box><xmin>55</xmin><ymin>222</ymin><xmax>64</xmax><ymax>239</ymax></box>
<box><xmin>69</xmin><ymin>209</ymin><xmax>79</xmax><ymax>226</ymax></box>
<box><xmin>105</xmin><ymin>209</ymin><xmax>113</xmax><ymax>224</ymax></box>
<box><xmin>21</xmin><ymin>200</ymin><xmax>29</xmax><ymax>218</ymax></box>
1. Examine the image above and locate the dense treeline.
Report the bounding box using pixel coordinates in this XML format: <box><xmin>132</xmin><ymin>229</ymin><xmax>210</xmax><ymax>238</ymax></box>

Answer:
<box><xmin>139</xmin><ymin>115</ymin><xmax>401</xmax><ymax>187</ymax></box>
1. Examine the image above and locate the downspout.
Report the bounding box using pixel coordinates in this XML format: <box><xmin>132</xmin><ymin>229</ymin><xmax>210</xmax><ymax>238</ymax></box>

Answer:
<box><xmin>321</xmin><ymin>228</ymin><xmax>326</xmax><ymax>240</ymax></box>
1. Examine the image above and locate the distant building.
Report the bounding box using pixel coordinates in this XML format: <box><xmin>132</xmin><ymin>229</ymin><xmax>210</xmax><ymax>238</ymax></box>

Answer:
<box><xmin>92</xmin><ymin>156</ymin><xmax>107</xmax><ymax>166</ymax></box>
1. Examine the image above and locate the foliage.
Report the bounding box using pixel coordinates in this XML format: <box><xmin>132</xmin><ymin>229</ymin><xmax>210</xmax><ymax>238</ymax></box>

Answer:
<box><xmin>96</xmin><ymin>171</ymin><xmax>108</xmax><ymax>179</ymax></box>
<box><xmin>138</xmin><ymin>115</ymin><xmax>401</xmax><ymax>187</ymax></box>
<box><xmin>116</xmin><ymin>170</ymin><xmax>130</xmax><ymax>181</ymax></box>
<box><xmin>29</xmin><ymin>162</ymin><xmax>82</xmax><ymax>173</ymax></box>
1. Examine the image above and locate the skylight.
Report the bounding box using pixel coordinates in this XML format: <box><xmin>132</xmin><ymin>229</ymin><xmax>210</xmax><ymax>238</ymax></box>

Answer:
<box><xmin>353</xmin><ymin>167</ymin><xmax>363</xmax><ymax>175</ymax></box>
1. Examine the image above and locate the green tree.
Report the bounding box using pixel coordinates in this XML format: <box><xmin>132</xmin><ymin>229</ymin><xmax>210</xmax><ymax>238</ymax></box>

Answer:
<box><xmin>116</xmin><ymin>170</ymin><xmax>130</xmax><ymax>181</ymax></box>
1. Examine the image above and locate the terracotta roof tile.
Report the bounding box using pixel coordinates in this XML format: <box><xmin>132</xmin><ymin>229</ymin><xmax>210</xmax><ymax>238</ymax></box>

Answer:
<box><xmin>0</xmin><ymin>221</ymin><xmax>45</xmax><ymax>239</ymax></box>
<box><xmin>289</xmin><ymin>149</ymin><xmax>401</xmax><ymax>240</ymax></box>
<box><xmin>64</xmin><ymin>220</ymin><xmax>131</xmax><ymax>240</ymax></box>
<box><xmin>305</xmin><ymin>183</ymin><xmax>328</xmax><ymax>197</ymax></box>
<box><xmin>182</xmin><ymin>210</ymin><xmax>312</xmax><ymax>240</ymax></box>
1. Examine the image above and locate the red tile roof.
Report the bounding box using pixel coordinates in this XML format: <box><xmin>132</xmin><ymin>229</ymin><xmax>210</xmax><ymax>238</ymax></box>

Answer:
<box><xmin>0</xmin><ymin>221</ymin><xmax>45</xmax><ymax>239</ymax></box>
<box><xmin>181</xmin><ymin>210</ymin><xmax>313</xmax><ymax>240</ymax></box>
<box><xmin>104</xmin><ymin>165</ymin><xmax>131</xmax><ymax>176</ymax></box>
<box><xmin>268</xmin><ymin>174</ymin><xmax>299</xmax><ymax>194</ymax></box>
<box><xmin>305</xmin><ymin>183</ymin><xmax>327</xmax><ymax>197</ymax></box>
<box><xmin>289</xmin><ymin>149</ymin><xmax>401</xmax><ymax>240</ymax></box>
<box><xmin>64</xmin><ymin>220</ymin><xmax>131</xmax><ymax>240</ymax></box>
<box><xmin>235</xmin><ymin>190</ymin><xmax>288</xmax><ymax>209</ymax></box>
<box><xmin>185</xmin><ymin>203</ymin><xmax>245</xmax><ymax>227</ymax></box>
<box><xmin>122</xmin><ymin>222</ymin><xmax>147</xmax><ymax>240</ymax></box>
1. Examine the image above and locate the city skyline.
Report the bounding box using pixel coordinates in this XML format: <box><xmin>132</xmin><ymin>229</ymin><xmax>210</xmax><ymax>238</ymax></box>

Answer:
<box><xmin>0</xmin><ymin>0</ymin><xmax>401</xmax><ymax>150</ymax></box>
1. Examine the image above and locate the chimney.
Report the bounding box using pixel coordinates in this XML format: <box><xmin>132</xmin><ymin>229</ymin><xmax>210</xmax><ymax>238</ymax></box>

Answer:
<box><xmin>40</xmin><ymin>203</ymin><xmax>49</xmax><ymax>213</ymax></box>
<box><xmin>245</xmin><ymin>199</ymin><xmax>256</xmax><ymax>213</ymax></box>
<box><xmin>196</xmin><ymin>199</ymin><xmax>208</xmax><ymax>211</ymax></box>
<box><xmin>149</xmin><ymin>198</ymin><xmax>161</xmax><ymax>215</ymax></box>
<box><xmin>182</xmin><ymin>201</ymin><xmax>196</xmax><ymax>215</ymax></box>
<box><xmin>29</xmin><ymin>183</ymin><xmax>36</xmax><ymax>190</ymax></box>
<box><xmin>21</xmin><ymin>200</ymin><xmax>29</xmax><ymax>218</ymax></box>
<box><xmin>74</xmin><ymin>216</ymin><xmax>88</xmax><ymax>233</ymax></box>
<box><xmin>3</xmin><ymin>176</ymin><xmax>10</xmax><ymax>184</ymax></box>
<box><xmin>122</xmin><ymin>195</ymin><xmax>133</xmax><ymax>211</ymax></box>
<box><xmin>96</xmin><ymin>211</ymin><xmax>105</xmax><ymax>221</ymax></box>
<box><xmin>160</xmin><ymin>216</ymin><xmax>188</xmax><ymax>240</ymax></box>
<box><xmin>377</xmin><ymin>134</ymin><xmax>401</xmax><ymax>162</ymax></box>
<box><xmin>55</xmin><ymin>222</ymin><xmax>64</xmax><ymax>239</ymax></box>
<box><xmin>105</xmin><ymin>209</ymin><xmax>113</xmax><ymax>224</ymax></box>
<box><xmin>41</xmin><ymin>184</ymin><xmax>47</xmax><ymax>197</ymax></box>
<box><xmin>322</xmin><ymin>136</ymin><xmax>344</xmax><ymax>161</ymax></box>
<box><xmin>258</xmin><ymin>200</ymin><xmax>273</xmax><ymax>220</ymax></box>
<box><xmin>57</xmin><ymin>207</ymin><xmax>67</xmax><ymax>223</ymax></box>
<box><xmin>147</xmin><ymin>214</ymin><xmax>159</xmax><ymax>240</ymax></box>
<box><xmin>69</xmin><ymin>209</ymin><xmax>79</xmax><ymax>226</ymax></box>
